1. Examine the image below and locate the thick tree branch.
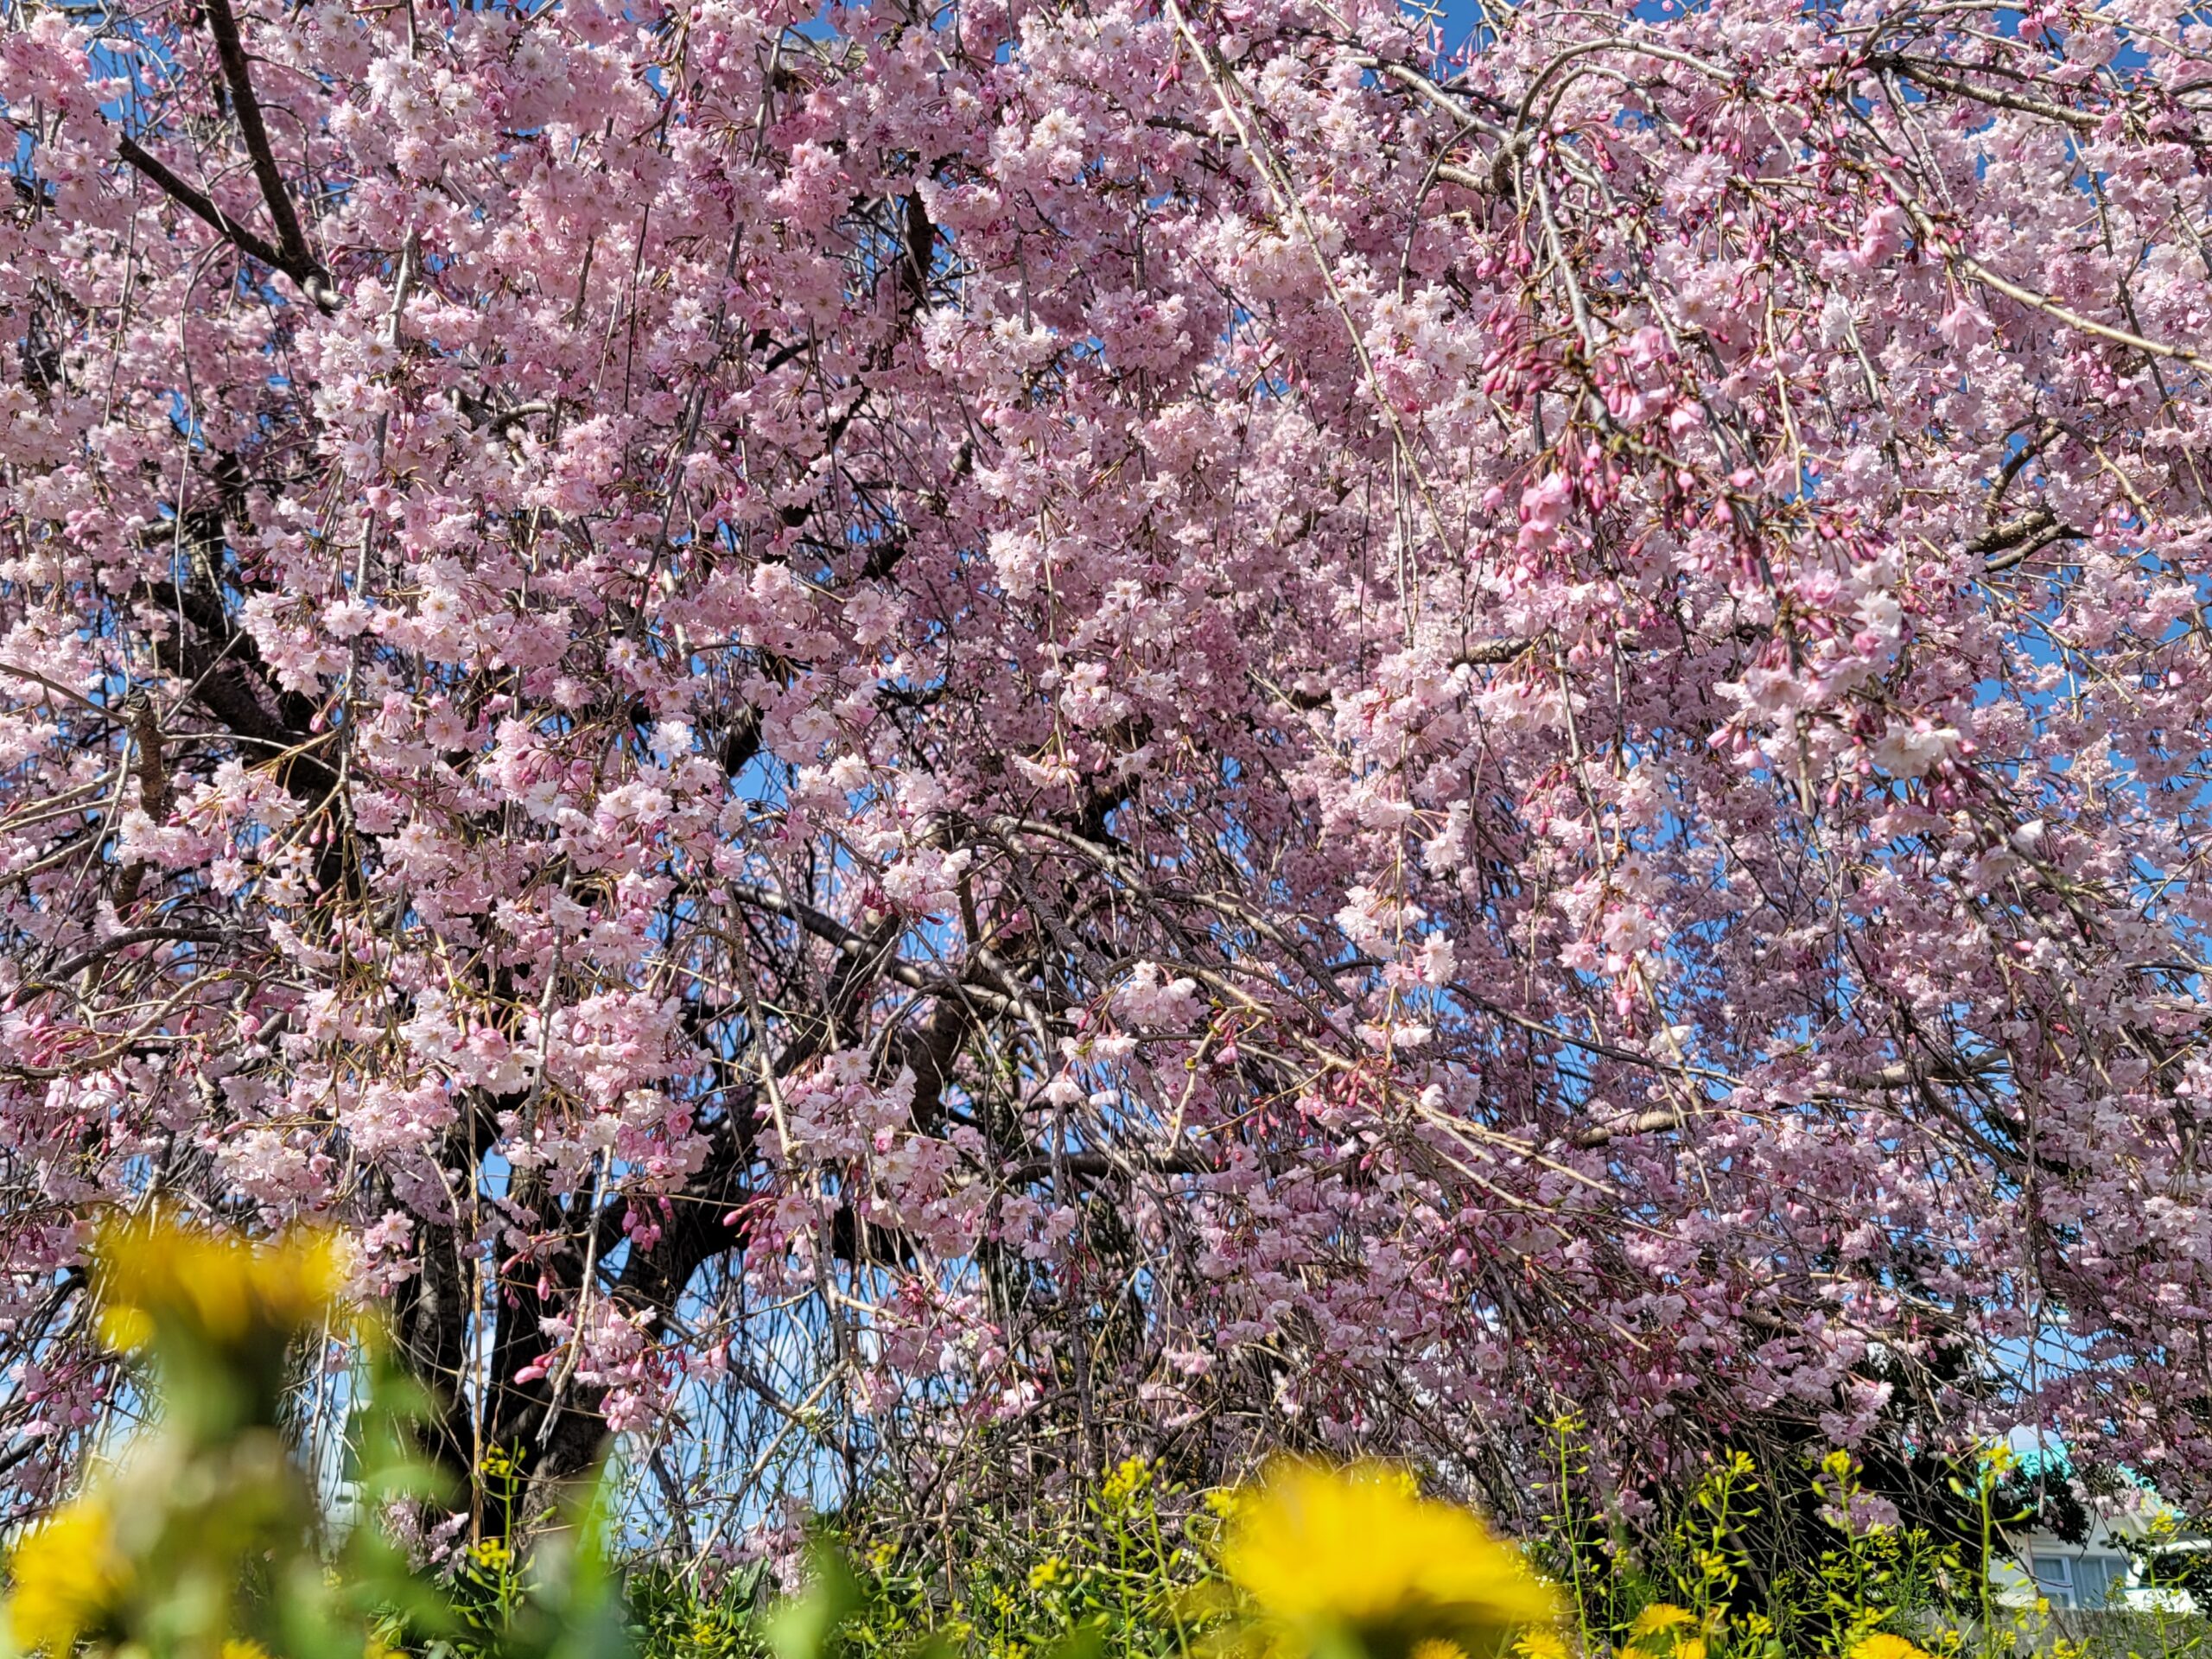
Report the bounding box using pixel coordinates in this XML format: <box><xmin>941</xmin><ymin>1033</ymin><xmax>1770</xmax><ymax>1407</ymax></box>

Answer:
<box><xmin>115</xmin><ymin>134</ymin><xmax>302</xmax><ymax>289</ymax></box>
<box><xmin>198</xmin><ymin>0</ymin><xmax>337</xmax><ymax>309</ymax></box>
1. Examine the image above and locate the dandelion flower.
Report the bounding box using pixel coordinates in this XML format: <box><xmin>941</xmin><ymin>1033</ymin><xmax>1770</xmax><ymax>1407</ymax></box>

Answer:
<box><xmin>1624</xmin><ymin>1603</ymin><xmax>1720</xmax><ymax>1659</ymax></box>
<box><xmin>1219</xmin><ymin>1461</ymin><xmax>1558</xmax><ymax>1659</ymax></box>
<box><xmin>1852</xmin><ymin>1634</ymin><xmax>1936</xmax><ymax>1659</ymax></box>
<box><xmin>1627</xmin><ymin>1606</ymin><xmax>1696</xmax><ymax>1643</ymax></box>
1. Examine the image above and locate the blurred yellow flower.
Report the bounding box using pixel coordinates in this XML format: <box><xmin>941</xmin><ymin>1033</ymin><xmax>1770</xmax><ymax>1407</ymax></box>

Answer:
<box><xmin>223</xmin><ymin>1640</ymin><xmax>275</xmax><ymax>1659</ymax></box>
<box><xmin>1625</xmin><ymin>1603</ymin><xmax>1721</xmax><ymax>1659</ymax></box>
<box><xmin>1219</xmin><ymin>1461</ymin><xmax>1559</xmax><ymax>1659</ymax></box>
<box><xmin>1513</xmin><ymin>1631</ymin><xmax>1569</xmax><ymax>1659</ymax></box>
<box><xmin>5</xmin><ymin>1495</ymin><xmax>129</xmax><ymax>1655</ymax></box>
<box><xmin>94</xmin><ymin>1218</ymin><xmax>342</xmax><ymax>1352</ymax></box>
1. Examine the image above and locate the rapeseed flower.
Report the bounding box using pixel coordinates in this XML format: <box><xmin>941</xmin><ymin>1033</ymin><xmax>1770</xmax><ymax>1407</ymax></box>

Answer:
<box><xmin>1103</xmin><ymin>1456</ymin><xmax>1155</xmax><ymax>1510</ymax></box>
<box><xmin>1028</xmin><ymin>1555</ymin><xmax>1071</xmax><ymax>1592</ymax></box>
<box><xmin>1219</xmin><ymin>1461</ymin><xmax>1559</xmax><ymax>1659</ymax></box>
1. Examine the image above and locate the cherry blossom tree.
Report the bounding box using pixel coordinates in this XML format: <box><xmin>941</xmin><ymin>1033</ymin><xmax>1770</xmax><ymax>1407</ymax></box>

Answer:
<box><xmin>4</xmin><ymin>0</ymin><xmax>2212</xmax><ymax>1545</ymax></box>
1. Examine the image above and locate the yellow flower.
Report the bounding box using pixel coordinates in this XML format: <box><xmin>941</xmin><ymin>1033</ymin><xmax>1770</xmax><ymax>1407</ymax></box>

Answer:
<box><xmin>1852</xmin><ymin>1635</ymin><xmax>1935</xmax><ymax>1659</ymax></box>
<box><xmin>1625</xmin><ymin>1604</ymin><xmax>1721</xmax><ymax>1659</ymax></box>
<box><xmin>471</xmin><ymin>1538</ymin><xmax>514</xmax><ymax>1573</ymax></box>
<box><xmin>1220</xmin><ymin>1461</ymin><xmax>1559</xmax><ymax>1659</ymax></box>
<box><xmin>1028</xmin><ymin>1555</ymin><xmax>1070</xmax><ymax>1592</ymax></box>
<box><xmin>5</xmin><ymin>1495</ymin><xmax>130</xmax><ymax>1655</ymax></box>
<box><xmin>1103</xmin><ymin>1456</ymin><xmax>1155</xmax><ymax>1508</ymax></box>
<box><xmin>224</xmin><ymin>1641</ymin><xmax>275</xmax><ymax>1659</ymax></box>
<box><xmin>1514</xmin><ymin>1631</ymin><xmax>1569</xmax><ymax>1659</ymax></box>
<box><xmin>94</xmin><ymin>1219</ymin><xmax>343</xmax><ymax>1352</ymax></box>
<box><xmin>1628</xmin><ymin>1606</ymin><xmax>1694</xmax><ymax>1641</ymax></box>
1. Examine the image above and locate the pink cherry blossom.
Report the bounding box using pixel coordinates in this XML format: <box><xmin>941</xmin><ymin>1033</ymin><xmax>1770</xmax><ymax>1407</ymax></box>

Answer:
<box><xmin>3</xmin><ymin>0</ymin><xmax>2211</xmax><ymax>1541</ymax></box>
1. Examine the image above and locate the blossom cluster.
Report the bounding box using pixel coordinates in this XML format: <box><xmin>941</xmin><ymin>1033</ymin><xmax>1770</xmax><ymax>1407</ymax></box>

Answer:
<box><xmin>2</xmin><ymin>0</ymin><xmax>2211</xmax><ymax>1535</ymax></box>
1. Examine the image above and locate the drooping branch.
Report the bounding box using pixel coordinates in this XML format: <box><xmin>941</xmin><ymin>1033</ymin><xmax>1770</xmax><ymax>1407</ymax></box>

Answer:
<box><xmin>114</xmin><ymin>134</ymin><xmax>308</xmax><ymax>296</ymax></box>
<box><xmin>197</xmin><ymin>0</ymin><xmax>328</xmax><ymax>299</ymax></box>
<box><xmin>111</xmin><ymin>0</ymin><xmax>340</xmax><ymax>320</ymax></box>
